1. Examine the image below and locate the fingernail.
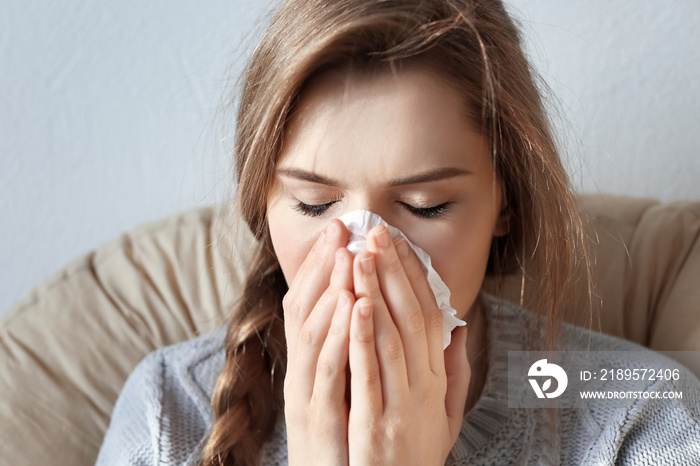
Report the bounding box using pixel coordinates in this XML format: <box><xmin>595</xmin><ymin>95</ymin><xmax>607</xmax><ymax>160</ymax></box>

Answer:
<box><xmin>361</xmin><ymin>255</ymin><xmax>374</xmax><ymax>275</ymax></box>
<box><xmin>360</xmin><ymin>301</ymin><xmax>372</xmax><ymax>318</ymax></box>
<box><xmin>375</xmin><ymin>227</ymin><xmax>391</xmax><ymax>249</ymax></box>
<box><xmin>394</xmin><ymin>238</ymin><xmax>409</xmax><ymax>258</ymax></box>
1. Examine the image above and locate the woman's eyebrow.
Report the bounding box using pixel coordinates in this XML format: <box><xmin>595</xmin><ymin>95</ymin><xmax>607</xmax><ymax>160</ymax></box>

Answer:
<box><xmin>277</xmin><ymin>168</ymin><xmax>338</xmax><ymax>186</ymax></box>
<box><xmin>386</xmin><ymin>167</ymin><xmax>472</xmax><ymax>187</ymax></box>
<box><xmin>277</xmin><ymin>167</ymin><xmax>471</xmax><ymax>187</ymax></box>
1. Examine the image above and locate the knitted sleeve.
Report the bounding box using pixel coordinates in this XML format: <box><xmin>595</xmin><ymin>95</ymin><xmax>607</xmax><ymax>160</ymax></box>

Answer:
<box><xmin>579</xmin><ymin>364</ymin><xmax>700</xmax><ymax>464</ymax></box>
<box><xmin>95</xmin><ymin>351</ymin><xmax>165</xmax><ymax>465</ymax></box>
<box><xmin>615</xmin><ymin>368</ymin><xmax>700</xmax><ymax>464</ymax></box>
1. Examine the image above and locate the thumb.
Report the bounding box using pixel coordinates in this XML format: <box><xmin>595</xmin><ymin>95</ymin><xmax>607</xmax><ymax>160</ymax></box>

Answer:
<box><xmin>444</xmin><ymin>325</ymin><xmax>470</xmax><ymax>438</ymax></box>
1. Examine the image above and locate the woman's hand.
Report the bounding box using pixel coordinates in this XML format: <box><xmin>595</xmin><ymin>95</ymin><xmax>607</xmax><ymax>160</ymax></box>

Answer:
<box><xmin>347</xmin><ymin>225</ymin><xmax>471</xmax><ymax>466</ymax></box>
<box><xmin>283</xmin><ymin>220</ymin><xmax>354</xmax><ymax>466</ymax></box>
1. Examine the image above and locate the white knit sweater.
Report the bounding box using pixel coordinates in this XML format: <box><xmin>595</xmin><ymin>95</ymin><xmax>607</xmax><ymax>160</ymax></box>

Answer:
<box><xmin>96</xmin><ymin>297</ymin><xmax>700</xmax><ymax>465</ymax></box>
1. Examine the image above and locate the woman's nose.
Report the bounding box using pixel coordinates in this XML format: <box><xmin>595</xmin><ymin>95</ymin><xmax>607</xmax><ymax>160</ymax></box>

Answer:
<box><xmin>342</xmin><ymin>196</ymin><xmax>394</xmax><ymax>224</ymax></box>
<box><xmin>346</xmin><ymin>195</ymin><xmax>377</xmax><ymax>214</ymax></box>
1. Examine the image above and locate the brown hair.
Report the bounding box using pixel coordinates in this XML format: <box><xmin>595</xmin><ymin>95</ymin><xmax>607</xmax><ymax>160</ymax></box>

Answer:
<box><xmin>199</xmin><ymin>0</ymin><xmax>590</xmax><ymax>464</ymax></box>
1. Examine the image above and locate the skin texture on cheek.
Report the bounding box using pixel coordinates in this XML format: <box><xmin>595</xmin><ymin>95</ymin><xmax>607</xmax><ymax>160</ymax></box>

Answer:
<box><xmin>430</xmin><ymin>222</ymin><xmax>496</xmax><ymax>320</ymax></box>
<box><xmin>266</xmin><ymin>182</ymin><xmax>324</xmax><ymax>287</ymax></box>
<box><xmin>414</xmin><ymin>191</ymin><xmax>504</xmax><ymax>321</ymax></box>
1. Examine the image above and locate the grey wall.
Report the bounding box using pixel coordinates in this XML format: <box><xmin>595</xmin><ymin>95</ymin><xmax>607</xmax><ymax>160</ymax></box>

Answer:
<box><xmin>2</xmin><ymin>0</ymin><xmax>699</xmax><ymax>316</ymax></box>
<box><xmin>508</xmin><ymin>0</ymin><xmax>700</xmax><ymax>198</ymax></box>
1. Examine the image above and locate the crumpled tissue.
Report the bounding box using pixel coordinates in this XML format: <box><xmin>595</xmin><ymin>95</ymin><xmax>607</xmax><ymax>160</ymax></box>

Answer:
<box><xmin>338</xmin><ymin>210</ymin><xmax>466</xmax><ymax>349</ymax></box>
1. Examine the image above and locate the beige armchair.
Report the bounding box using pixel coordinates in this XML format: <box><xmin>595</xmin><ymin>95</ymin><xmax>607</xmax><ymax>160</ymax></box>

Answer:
<box><xmin>1</xmin><ymin>193</ymin><xmax>699</xmax><ymax>465</ymax></box>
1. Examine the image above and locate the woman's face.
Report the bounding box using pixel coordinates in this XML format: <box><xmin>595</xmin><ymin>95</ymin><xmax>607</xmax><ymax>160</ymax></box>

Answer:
<box><xmin>266</xmin><ymin>67</ymin><xmax>508</xmax><ymax>320</ymax></box>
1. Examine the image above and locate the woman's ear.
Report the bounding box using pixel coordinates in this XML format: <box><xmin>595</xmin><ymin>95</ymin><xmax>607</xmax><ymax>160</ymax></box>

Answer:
<box><xmin>493</xmin><ymin>204</ymin><xmax>510</xmax><ymax>237</ymax></box>
<box><xmin>492</xmin><ymin>182</ymin><xmax>510</xmax><ymax>237</ymax></box>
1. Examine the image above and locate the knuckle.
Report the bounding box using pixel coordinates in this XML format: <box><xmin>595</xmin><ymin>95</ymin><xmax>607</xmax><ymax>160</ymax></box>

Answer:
<box><xmin>381</xmin><ymin>335</ymin><xmax>404</xmax><ymax>363</ymax></box>
<box><xmin>366</xmin><ymin>285</ymin><xmax>383</xmax><ymax>301</ymax></box>
<box><xmin>407</xmin><ymin>265</ymin><xmax>426</xmax><ymax>285</ymax></box>
<box><xmin>327</xmin><ymin>318</ymin><xmax>344</xmax><ymax>338</ymax></box>
<box><xmin>299</xmin><ymin>324</ymin><xmax>317</xmax><ymax>346</ymax></box>
<box><xmin>426</xmin><ymin>306</ymin><xmax>443</xmax><ymax>332</ymax></box>
<box><xmin>353</xmin><ymin>326</ymin><xmax>374</xmax><ymax>344</ymax></box>
<box><xmin>316</xmin><ymin>356</ymin><xmax>339</xmax><ymax>380</ymax></box>
<box><xmin>384</xmin><ymin>253</ymin><xmax>403</xmax><ymax>274</ymax></box>
<box><xmin>362</xmin><ymin>367</ymin><xmax>381</xmax><ymax>387</ymax></box>
<box><xmin>406</xmin><ymin>305</ymin><xmax>426</xmax><ymax>334</ymax></box>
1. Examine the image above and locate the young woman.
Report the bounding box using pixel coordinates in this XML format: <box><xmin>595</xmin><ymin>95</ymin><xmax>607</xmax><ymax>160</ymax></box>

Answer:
<box><xmin>97</xmin><ymin>0</ymin><xmax>700</xmax><ymax>464</ymax></box>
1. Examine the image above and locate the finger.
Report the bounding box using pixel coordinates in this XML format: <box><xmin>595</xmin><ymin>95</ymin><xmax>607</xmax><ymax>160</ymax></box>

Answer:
<box><xmin>349</xmin><ymin>297</ymin><xmax>382</xmax><ymax>416</ymax></box>
<box><xmin>312</xmin><ymin>289</ymin><xmax>354</xmax><ymax>409</ymax></box>
<box><xmin>367</xmin><ymin>226</ymin><xmax>430</xmax><ymax>386</ymax></box>
<box><xmin>299</xmin><ymin>248</ymin><xmax>353</xmax><ymax>354</ymax></box>
<box><xmin>330</xmin><ymin>247</ymin><xmax>354</xmax><ymax>291</ymax></box>
<box><xmin>353</xmin><ymin>251</ymin><xmax>408</xmax><ymax>407</ymax></box>
<box><xmin>289</xmin><ymin>248</ymin><xmax>353</xmax><ymax>402</ymax></box>
<box><xmin>393</xmin><ymin>236</ymin><xmax>444</xmax><ymax>376</ymax></box>
<box><xmin>284</xmin><ymin>219</ymin><xmax>349</xmax><ymax>355</ymax></box>
<box><xmin>444</xmin><ymin>326</ymin><xmax>470</xmax><ymax>439</ymax></box>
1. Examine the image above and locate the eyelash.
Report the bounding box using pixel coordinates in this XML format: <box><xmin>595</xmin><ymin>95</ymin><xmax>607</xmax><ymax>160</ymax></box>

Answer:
<box><xmin>293</xmin><ymin>201</ymin><xmax>451</xmax><ymax>219</ymax></box>
<box><xmin>293</xmin><ymin>201</ymin><xmax>335</xmax><ymax>217</ymax></box>
<box><xmin>402</xmin><ymin>202</ymin><xmax>451</xmax><ymax>219</ymax></box>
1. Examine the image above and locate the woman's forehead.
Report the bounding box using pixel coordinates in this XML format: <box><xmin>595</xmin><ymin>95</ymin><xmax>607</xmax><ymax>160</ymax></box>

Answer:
<box><xmin>277</xmin><ymin>66</ymin><xmax>490</xmax><ymax>183</ymax></box>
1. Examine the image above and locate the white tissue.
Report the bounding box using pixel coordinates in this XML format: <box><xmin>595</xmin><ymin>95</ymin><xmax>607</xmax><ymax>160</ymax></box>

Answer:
<box><xmin>337</xmin><ymin>210</ymin><xmax>466</xmax><ymax>349</ymax></box>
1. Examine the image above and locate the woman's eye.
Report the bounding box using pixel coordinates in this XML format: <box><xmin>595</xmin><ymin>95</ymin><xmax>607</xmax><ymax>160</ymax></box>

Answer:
<box><xmin>402</xmin><ymin>202</ymin><xmax>451</xmax><ymax>219</ymax></box>
<box><xmin>293</xmin><ymin>201</ymin><xmax>335</xmax><ymax>217</ymax></box>
<box><xmin>293</xmin><ymin>200</ymin><xmax>450</xmax><ymax>218</ymax></box>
